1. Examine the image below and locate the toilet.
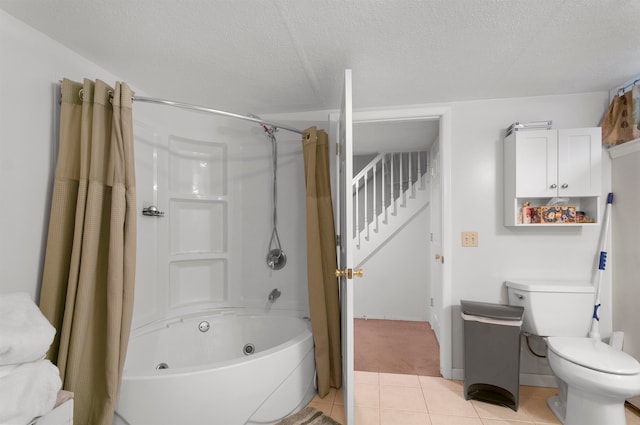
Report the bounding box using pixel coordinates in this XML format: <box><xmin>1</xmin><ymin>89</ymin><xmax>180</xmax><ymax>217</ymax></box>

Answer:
<box><xmin>506</xmin><ymin>280</ymin><xmax>640</xmax><ymax>425</ymax></box>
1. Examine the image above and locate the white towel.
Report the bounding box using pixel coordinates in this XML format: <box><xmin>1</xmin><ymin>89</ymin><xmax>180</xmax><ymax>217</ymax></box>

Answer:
<box><xmin>0</xmin><ymin>360</ymin><xmax>61</xmax><ymax>425</ymax></box>
<box><xmin>0</xmin><ymin>293</ymin><xmax>56</xmax><ymax>366</ymax></box>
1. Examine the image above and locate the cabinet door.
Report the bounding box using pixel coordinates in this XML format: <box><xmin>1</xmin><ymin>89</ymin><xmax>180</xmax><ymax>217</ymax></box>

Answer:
<box><xmin>557</xmin><ymin>128</ymin><xmax>602</xmax><ymax>197</ymax></box>
<box><xmin>514</xmin><ymin>130</ymin><xmax>558</xmax><ymax>197</ymax></box>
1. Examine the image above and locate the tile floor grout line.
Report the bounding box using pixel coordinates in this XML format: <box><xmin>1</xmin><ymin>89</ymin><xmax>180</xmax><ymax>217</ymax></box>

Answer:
<box><xmin>376</xmin><ymin>375</ymin><xmax>381</xmax><ymax>423</ymax></box>
<box><xmin>417</xmin><ymin>374</ymin><xmax>432</xmax><ymax>419</ymax></box>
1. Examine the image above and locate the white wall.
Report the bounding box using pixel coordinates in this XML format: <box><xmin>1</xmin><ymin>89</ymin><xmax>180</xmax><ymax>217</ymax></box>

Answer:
<box><xmin>0</xmin><ymin>10</ymin><xmax>126</xmax><ymax>301</ymax></box>
<box><xmin>611</xmin><ymin>145</ymin><xmax>640</xmax><ymax>409</ymax></box>
<box><xmin>448</xmin><ymin>92</ymin><xmax>612</xmax><ymax>375</ymax></box>
<box><xmin>612</xmin><ymin>148</ymin><xmax>640</xmax><ymax>362</ymax></box>
<box><xmin>609</xmin><ymin>77</ymin><xmax>640</xmax><ymax>409</ymax></box>
<box><xmin>354</xmin><ymin>207</ymin><xmax>430</xmax><ymax>321</ymax></box>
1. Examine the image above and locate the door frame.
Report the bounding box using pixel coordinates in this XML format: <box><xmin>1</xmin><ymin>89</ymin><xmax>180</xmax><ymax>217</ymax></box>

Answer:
<box><xmin>332</xmin><ymin>105</ymin><xmax>454</xmax><ymax>378</ymax></box>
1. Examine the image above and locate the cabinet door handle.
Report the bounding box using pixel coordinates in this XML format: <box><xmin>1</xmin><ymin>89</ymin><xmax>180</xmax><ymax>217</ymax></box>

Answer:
<box><xmin>550</xmin><ymin>183</ymin><xmax>557</xmax><ymax>189</ymax></box>
<box><xmin>561</xmin><ymin>183</ymin><xmax>568</xmax><ymax>189</ymax></box>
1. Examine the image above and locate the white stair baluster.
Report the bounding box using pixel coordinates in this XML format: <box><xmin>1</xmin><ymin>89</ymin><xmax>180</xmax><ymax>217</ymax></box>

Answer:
<box><xmin>364</xmin><ymin>171</ymin><xmax>369</xmax><ymax>241</ymax></box>
<box><xmin>409</xmin><ymin>152</ymin><xmax>415</xmax><ymax>198</ymax></box>
<box><xmin>373</xmin><ymin>161</ymin><xmax>378</xmax><ymax>232</ymax></box>
<box><xmin>401</xmin><ymin>153</ymin><xmax>406</xmax><ymax>207</ymax></box>
<box><xmin>382</xmin><ymin>154</ymin><xmax>387</xmax><ymax>224</ymax></box>
<box><xmin>355</xmin><ymin>176</ymin><xmax>360</xmax><ymax>248</ymax></box>
<box><xmin>418</xmin><ymin>152</ymin><xmax>424</xmax><ymax>190</ymax></box>
<box><xmin>392</xmin><ymin>153</ymin><xmax>397</xmax><ymax>215</ymax></box>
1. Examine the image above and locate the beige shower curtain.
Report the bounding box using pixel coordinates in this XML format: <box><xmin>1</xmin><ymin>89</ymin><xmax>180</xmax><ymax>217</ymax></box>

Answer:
<box><xmin>39</xmin><ymin>78</ymin><xmax>136</xmax><ymax>425</ymax></box>
<box><xmin>601</xmin><ymin>85</ymin><xmax>640</xmax><ymax>146</ymax></box>
<box><xmin>302</xmin><ymin>126</ymin><xmax>342</xmax><ymax>398</ymax></box>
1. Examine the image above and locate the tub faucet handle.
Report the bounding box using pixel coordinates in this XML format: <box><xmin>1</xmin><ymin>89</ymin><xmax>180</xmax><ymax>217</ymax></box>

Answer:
<box><xmin>268</xmin><ymin>288</ymin><xmax>281</xmax><ymax>303</ymax></box>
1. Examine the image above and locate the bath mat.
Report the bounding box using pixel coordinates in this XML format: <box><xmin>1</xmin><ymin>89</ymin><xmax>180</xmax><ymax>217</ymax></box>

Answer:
<box><xmin>275</xmin><ymin>406</ymin><xmax>341</xmax><ymax>425</ymax></box>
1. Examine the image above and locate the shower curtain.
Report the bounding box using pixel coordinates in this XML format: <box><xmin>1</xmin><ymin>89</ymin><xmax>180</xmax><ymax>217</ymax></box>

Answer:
<box><xmin>39</xmin><ymin>78</ymin><xmax>136</xmax><ymax>425</ymax></box>
<box><xmin>601</xmin><ymin>85</ymin><xmax>640</xmax><ymax>146</ymax></box>
<box><xmin>302</xmin><ymin>126</ymin><xmax>342</xmax><ymax>398</ymax></box>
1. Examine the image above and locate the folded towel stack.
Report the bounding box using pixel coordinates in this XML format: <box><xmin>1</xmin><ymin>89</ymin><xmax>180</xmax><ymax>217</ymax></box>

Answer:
<box><xmin>0</xmin><ymin>292</ymin><xmax>62</xmax><ymax>425</ymax></box>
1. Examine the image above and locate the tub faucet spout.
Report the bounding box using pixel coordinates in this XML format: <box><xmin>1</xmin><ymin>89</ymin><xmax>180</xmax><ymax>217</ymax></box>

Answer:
<box><xmin>269</xmin><ymin>288</ymin><xmax>281</xmax><ymax>303</ymax></box>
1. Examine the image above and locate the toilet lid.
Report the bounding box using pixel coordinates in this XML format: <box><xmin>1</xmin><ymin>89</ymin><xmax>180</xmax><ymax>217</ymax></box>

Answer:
<box><xmin>547</xmin><ymin>337</ymin><xmax>640</xmax><ymax>375</ymax></box>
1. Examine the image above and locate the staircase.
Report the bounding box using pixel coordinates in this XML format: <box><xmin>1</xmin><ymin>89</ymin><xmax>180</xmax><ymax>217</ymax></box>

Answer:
<box><xmin>353</xmin><ymin>150</ymin><xmax>430</xmax><ymax>268</ymax></box>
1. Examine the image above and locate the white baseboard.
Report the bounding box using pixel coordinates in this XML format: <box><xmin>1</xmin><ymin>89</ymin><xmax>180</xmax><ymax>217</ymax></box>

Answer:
<box><xmin>519</xmin><ymin>373</ymin><xmax>557</xmax><ymax>388</ymax></box>
<box><xmin>450</xmin><ymin>369</ymin><xmax>557</xmax><ymax>388</ymax></box>
<box><xmin>451</xmin><ymin>368</ymin><xmax>464</xmax><ymax>381</ymax></box>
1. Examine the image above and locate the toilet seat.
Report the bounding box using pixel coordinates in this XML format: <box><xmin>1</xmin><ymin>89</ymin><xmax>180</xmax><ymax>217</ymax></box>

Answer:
<box><xmin>547</xmin><ymin>337</ymin><xmax>640</xmax><ymax>375</ymax></box>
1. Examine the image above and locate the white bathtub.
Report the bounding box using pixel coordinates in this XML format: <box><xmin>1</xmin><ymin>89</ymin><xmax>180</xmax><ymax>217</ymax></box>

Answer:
<box><xmin>114</xmin><ymin>312</ymin><xmax>316</xmax><ymax>425</ymax></box>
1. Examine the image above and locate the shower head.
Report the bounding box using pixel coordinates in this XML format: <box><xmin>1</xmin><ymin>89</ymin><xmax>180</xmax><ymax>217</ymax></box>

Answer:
<box><xmin>248</xmin><ymin>113</ymin><xmax>277</xmax><ymax>136</ymax></box>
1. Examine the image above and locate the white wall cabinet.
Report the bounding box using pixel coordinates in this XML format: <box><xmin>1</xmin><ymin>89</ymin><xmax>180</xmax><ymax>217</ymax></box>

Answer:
<box><xmin>504</xmin><ymin>127</ymin><xmax>602</xmax><ymax>226</ymax></box>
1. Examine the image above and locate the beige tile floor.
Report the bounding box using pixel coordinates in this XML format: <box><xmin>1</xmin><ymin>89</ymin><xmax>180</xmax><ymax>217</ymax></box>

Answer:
<box><xmin>308</xmin><ymin>371</ymin><xmax>640</xmax><ymax>425</ymax></box>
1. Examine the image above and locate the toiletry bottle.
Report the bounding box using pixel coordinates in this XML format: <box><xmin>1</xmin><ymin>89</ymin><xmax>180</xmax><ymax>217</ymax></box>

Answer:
<box><xmin>522</xmin><ymin>202</ymin><xmax>532</xmax><ymax>224</ymax></box>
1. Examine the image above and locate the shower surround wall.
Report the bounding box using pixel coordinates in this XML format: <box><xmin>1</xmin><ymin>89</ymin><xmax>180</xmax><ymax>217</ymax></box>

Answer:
<box><xmin>132</xmin><ymin>102</ymin><xmax>308</xmax><ymax>327</ymax></box>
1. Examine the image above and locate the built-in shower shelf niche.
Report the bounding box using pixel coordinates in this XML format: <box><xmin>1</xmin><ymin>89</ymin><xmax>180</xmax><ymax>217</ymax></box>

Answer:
<box><xmin>169</xmin><ymin>198</ymin><xmax>227</xmax><ymax>255</ymax></box>
<box><xmin>168</xmin><ymin>258</ymin><xmax>228</xmax><ymax>310</ymax></box>
<box><xmin>166</xmin><ymin>134</ymin><xmax>230</xmax><ymax>313</ymax></box>
<box><xmin>169</xmin><ymin>136</ymin><xmax>227</xmax><ymax>197</ymax></box>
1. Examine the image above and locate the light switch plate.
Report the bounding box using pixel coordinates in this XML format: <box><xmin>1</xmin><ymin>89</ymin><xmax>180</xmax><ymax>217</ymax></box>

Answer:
<box><xmin>462</xmin><ymin>231</ymin><xmax>478</xmax><ymax>247</ymax></box>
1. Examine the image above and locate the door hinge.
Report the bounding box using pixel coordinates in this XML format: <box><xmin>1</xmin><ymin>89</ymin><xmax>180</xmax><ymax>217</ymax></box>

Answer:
<box><xmin>336</xmin><ymin>235</ymin><xmax>341</xmax><ymax>246</ymax></box>
<box><xmin>336</xmin><ymin>142</ymin><xmax>341</xmax><ymax>156</ymax></box>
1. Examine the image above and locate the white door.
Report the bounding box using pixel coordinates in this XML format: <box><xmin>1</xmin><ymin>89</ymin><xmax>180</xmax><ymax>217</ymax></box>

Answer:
<box><xmin>429</xmin><ymin>140</ymin><xmax>443</xmax><ymax>344</ymax></box>
<box><xmin>336</xmin><ymin>69</ymin><xmax>355</xmax><ymax>425</ymax></box>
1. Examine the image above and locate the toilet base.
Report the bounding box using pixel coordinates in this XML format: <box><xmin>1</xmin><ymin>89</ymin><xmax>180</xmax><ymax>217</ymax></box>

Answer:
<box><xmin>547</xmin><ymin>391</ymin><xmax>627</xmax><ymax>425</ymax></box>
<box><xmin>547</xmin><ymin>395</ymin><xmax>565</xmax><ymax>424</ymax></box>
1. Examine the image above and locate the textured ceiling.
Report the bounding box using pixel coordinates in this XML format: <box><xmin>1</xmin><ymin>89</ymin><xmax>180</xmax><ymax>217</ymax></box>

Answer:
<box><xmin>2</xmin><ymin>0</ymin><xmax>640</xmax><ymax>116</ymax></box>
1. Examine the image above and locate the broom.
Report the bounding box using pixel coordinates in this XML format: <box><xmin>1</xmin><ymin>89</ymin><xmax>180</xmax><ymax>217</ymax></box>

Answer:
<box><xmin>588</xmin><ymin>193</ymin><xmax>613</xmax><ymax>341</ymax></box>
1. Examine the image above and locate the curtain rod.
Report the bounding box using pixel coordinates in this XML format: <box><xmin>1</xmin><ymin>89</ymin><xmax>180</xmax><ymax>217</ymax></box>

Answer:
<box><xmin>617</xmin><ymin>79</ymin><xmax>640</xmax><ymax>97</ymax></box>
<box><xmin>133</xmin><ymin>96</ymin><xmax>304</xmax><ymax>135</ymax></box>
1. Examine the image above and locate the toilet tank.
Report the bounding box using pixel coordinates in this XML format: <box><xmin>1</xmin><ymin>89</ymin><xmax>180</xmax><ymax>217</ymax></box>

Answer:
<box><xmin>505</xmin><ymin>280</ymin><xmax>595</xmax><ymax>337</ymax></box>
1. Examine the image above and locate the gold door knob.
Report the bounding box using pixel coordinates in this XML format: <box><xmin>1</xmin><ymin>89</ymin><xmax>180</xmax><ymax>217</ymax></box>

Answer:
<box><xmin>335</xmin><ymin>268</ymin><xmax>364</xmax><ymax>279</ymax></box>
<box><xmin>435</xmin><ymin>254</ymin><xmax>441</xmax><ymax>260</ymax></box>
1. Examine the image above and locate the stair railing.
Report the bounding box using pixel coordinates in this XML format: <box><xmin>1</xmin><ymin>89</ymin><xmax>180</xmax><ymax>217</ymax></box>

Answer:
<box><xmin>352</xmin><ymin>151</ymin><xmax>429</xmax><ymax>247</ymax></box>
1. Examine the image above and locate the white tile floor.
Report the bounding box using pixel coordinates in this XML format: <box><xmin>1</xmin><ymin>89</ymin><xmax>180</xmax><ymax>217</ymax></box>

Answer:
<box><xmin>308</xmin><ymin>371</ymin><xmax>640</xmax><ymax>425</ymax></box>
